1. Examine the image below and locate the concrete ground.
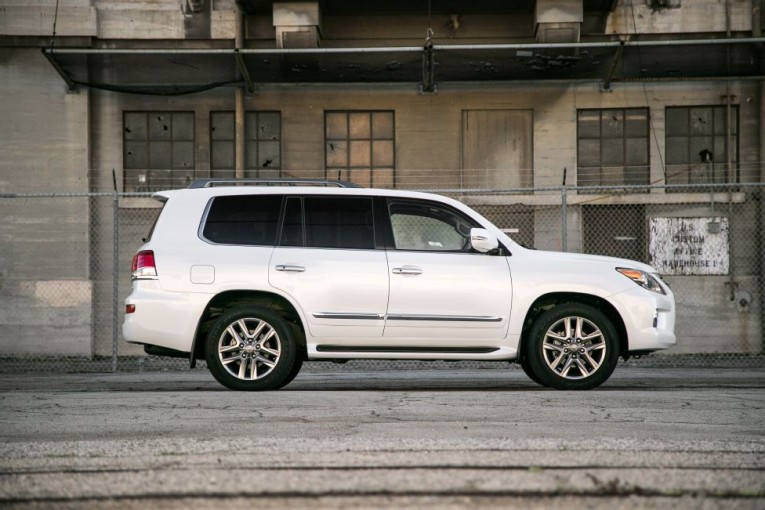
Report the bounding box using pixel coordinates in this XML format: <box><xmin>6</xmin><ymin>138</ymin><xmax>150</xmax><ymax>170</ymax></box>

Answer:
<box><xmin>0</xmin><ymin>367</ymin><xmax>764</xmax><ymax>509</ymax></box>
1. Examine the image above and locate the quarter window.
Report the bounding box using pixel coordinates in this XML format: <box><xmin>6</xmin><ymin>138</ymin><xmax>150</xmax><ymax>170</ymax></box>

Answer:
<box><xmin>202</xmin><ymin>195</ymin><xmax>282</xmax><ymax>246</ymax></box>
<box><xmin>388</xmin><ymin>201</ymin><xmax>475</xmax><ymax>252</ymax></box>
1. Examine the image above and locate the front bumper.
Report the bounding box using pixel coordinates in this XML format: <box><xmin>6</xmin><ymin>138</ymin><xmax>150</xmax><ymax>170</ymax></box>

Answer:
<box><xmin>609</xmin><ymin>284</ymin><xmax>677</xmax><ymax>352</ymax></box>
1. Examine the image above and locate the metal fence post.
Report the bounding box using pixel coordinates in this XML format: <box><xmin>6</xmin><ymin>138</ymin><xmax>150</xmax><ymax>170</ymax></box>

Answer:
<box><xmin>112</xmin><ymin>170</ymin><xmax>119</xmax><ymax>373</ymax></box>
<box><xmin>561</xmin><ymin>185</ymin><xmax>568</xmax><ymax>252</ymax></box>
<box><xmin>757</xmin><ymin>189</ymin><xmax>765</xmax><ymax>352</ymax></box>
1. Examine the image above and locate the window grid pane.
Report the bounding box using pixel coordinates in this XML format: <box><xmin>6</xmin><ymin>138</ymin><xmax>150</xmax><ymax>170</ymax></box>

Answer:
<box><xmin>123</xmin><ymin>111</ymin><xmax>196</xmax><ymax>192</ymax></box>
<box><xmin>665</xmin><ymin>105</ymin><xmax>739</xmax><ymax>189</ymax></box>
<box><xmin>211</xmin><ymin>111</ymin><xmax>281</xmax><ymax>178</ymax></box>
<box><xmin>576</xmin><ymin>108</ymin><xmax>649</xmax><ymax>191</ymax></box>
<box><xmin>325</xmin><ymin>110</ymin><xmax>395</xmax><ymax>188</ymax></box>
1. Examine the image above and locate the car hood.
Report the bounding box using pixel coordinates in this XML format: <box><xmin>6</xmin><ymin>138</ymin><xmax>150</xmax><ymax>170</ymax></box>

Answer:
<box><xmin>518</xmin><ymin>248</ymin><xmax>658</xmax><ymax>274</ymax></box>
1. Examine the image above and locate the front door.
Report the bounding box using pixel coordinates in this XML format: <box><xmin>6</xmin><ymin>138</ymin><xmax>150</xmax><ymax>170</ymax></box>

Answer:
<box><xmin>383</xmin><ymin>199</ymin><xmax>512</xmax><ymax>343</ymax></box>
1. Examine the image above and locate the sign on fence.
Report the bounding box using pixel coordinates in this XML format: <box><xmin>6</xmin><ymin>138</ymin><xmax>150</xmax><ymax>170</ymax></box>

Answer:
<box><xmin>648</xmin><ymin>216</ymin><xmax>729</xmax><ymax>275</ymax></box>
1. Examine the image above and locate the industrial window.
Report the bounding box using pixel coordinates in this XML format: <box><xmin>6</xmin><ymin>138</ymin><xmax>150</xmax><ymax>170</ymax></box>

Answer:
<box><xmin>665</xmin><ymin>105</ymin><xmax>738</xmax><ymax>188</ymax></box>
<box><xmin>210</xmin><ymin>111</ymin><xmax>281</xmax><ymax>179</ymax></box>
<box><xmin>325</xmin><ymin>111</ymin><xmax>395</xmax><ymax>188</ymax></box>
<box><xmin>577</xmin><ymin>108</ymin><xmax>649</xmax><ymax>190</ymax></box>
<box><xmin>123</xmin><ymin>111</ymin><xmax>195</xmax><ymax>192</ymax></box>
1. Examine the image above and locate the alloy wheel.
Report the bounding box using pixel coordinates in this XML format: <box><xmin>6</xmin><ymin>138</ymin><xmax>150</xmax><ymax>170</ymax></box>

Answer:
<box><xmin>217</xmin><ymin>317</ymin><xmax>282</xmax><ymax>381</ymax></box>
<box><xmin>541</xmin><ymin>316</ymin><xmax>606</xmax><ymax>380</ymax></box>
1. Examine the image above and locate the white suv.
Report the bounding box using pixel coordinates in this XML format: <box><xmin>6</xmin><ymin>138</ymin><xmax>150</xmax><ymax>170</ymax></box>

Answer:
<box><xmin>124</xmin><ymin>179</ymin><xmax>676</xmax><ymax>390</ymax></box>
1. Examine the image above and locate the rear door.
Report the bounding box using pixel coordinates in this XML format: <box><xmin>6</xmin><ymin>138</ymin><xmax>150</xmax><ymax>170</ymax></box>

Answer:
<box><xmin>269</xmin><ymin>195</ymin><xmax>389</xmax><ymax>339</ymax></box>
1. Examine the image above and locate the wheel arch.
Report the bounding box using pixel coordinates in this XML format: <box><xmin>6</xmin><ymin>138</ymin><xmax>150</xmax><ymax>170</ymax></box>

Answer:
<box><xmin>190</xmin><ymin>290</ymin><xmax>307</xmax><ymax>368</ymax></box>
<box><xmin>518</xmin><ymin>292</ymin><xmax>628</xmax><ymax>359</ymax></box>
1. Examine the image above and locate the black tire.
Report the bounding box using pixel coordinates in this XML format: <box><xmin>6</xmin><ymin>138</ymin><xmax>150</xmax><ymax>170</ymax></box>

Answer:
<box><xmin>518</xmin><ymin>354</ymin><xmax>547</xmax><ymax>387</ymax></box>
<box><xmin>277</xmin><ymin>357</ymin><xmax>304</xmax><ymax>389</ymax></box>
<box><xmin>205</xmin><ymin>305</ymin><xmax>298</xmax><ymax>391</ymax></box>
<box><xmin>526</xmin><ymin>303</ymin><xmax>619</xmax><ymax>390</ymax></box>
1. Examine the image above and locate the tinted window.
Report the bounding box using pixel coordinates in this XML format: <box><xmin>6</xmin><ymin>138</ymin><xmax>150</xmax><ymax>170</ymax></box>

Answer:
<box><xmin>202</xmin><ymin>195</ymin><xmax>282</xmax><ymax>246</ymax></box>
<box><xmin>389</xmin><ymin>201</ymin><xmax>474</xmax><ymax>252</ymax></box>
<box><xmin>280</xmin><ymin>197</ymin><xmax>303</xmax><ymax>247</ymax></box>
<box><xmin>304</xmin><ymin>197</ymin><xmax>374</xmax><ymax>249</ymax></box>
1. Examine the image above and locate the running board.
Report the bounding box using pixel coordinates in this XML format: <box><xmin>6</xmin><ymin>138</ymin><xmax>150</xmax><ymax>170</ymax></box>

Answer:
<box><xmin>316</xmin><ymin>345</ymin><xmax>499</xmax><ymax>354</ymax></box>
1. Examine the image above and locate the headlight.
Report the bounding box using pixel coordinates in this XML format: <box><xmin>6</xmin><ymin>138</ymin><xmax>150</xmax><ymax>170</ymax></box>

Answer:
<box><xmin>616</xmin><ymin>268</ymin><xmax>666</xmax><ymax>295</ymax></box>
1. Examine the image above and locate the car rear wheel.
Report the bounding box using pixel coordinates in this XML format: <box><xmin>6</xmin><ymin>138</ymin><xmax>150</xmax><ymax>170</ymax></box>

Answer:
<box><xmin>205</xmin><ymin>305</ymin><xmax>298</xmax><ymax>391</ymax></box>
<box><xmin>526</xmin><ymin>303</ymin><xmax>619</xmax><ymax>390</ymax></box>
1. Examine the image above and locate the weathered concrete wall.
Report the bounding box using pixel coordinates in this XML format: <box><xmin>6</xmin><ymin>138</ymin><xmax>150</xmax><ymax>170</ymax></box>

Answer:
<box><xmin>0</xmin><ymin>48</ymin><xmax>91</xmax><ymax>356</ymax></box>
<box><xmin>92</xmin><ymin>0</ymin><xmax>237</xmax><ymax>40</ymax></box>
<box><xmin>606</xmin><ymin>0</ymin><xmax>752</xmax><ymax>35</ymax></box>
<box><xmin>0</xmin><ymin>0</ymin><xmax>97</xmax><ymax>37</ymax></box>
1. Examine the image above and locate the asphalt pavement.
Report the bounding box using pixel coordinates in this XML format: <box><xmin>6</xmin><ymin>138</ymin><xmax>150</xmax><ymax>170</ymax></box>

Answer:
<box><xmin>1</xmin><ymin>367</ymin><xmax>764</xmax><ymax>509</ymax></box>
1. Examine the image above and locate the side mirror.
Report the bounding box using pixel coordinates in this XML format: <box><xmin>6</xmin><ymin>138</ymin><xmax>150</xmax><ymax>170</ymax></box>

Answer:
<box><xmin>470</xmin><ymin>228</ymin><xmax>499</xmax><ymax>253</ymax></box>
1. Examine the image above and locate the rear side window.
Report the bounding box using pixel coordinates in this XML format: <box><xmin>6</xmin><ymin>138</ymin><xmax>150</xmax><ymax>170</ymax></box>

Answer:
<box><xmin>202</xmin><ymin>195</ymin><xmax>282</xmax><ymax>246</ymax></box>
<box><xmin>280</xmin><ymin>197</ymin><xmax>303</xmax><ymax>247</ymax></box>
<box><xmin>304</xmin><ymin>197</ymin><xmax>374</xmax><ymax>249</ymax></box>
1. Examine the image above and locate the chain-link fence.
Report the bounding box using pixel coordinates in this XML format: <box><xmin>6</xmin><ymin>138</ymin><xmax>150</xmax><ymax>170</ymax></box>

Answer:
<box><xmin>1</xmin><ymin>182</ymin><xmax>763</xmax><ymax>373</ymax></box>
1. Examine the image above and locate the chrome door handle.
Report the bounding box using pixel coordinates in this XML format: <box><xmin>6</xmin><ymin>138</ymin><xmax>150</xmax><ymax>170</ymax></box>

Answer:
<box><xmin>275</xmin><ymin>264</ymin><xmax>306</xmax><ymax>273</ymax></box>
<box><xmin>392</xmin><ymin>266</ymin><xmax>422</xmax><ymax>275</ymax></box>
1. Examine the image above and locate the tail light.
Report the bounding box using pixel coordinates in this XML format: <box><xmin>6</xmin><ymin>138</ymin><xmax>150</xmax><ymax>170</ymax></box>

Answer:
<box><xmin>131</xmin><ymin>250</ymin><xmax>158</xmax><ymax>280</ymax></box>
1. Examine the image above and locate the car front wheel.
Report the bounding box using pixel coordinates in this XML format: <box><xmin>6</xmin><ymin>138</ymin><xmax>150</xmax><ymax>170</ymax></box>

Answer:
<box><xmin>205</xmin><ymin>306</ymin><xmax>298</xmax><ymax>391</ymax></box>
<box><xmin>526</xmin><ymin>303</ymin><xmax>620</xmax><ymax>390</ymax></box>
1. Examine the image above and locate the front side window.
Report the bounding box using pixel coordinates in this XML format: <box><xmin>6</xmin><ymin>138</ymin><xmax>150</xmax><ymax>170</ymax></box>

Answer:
<box><xmin>388</xmin><ymin>201</ymin><xmax>475</xmax><ymax>252</ymax></box>
<box><xmin>304</xmin><ymin>197</ymin><xmax>375</xmax><ymax>250</ymax></box>
<box><xmin>202</xmin><ymin>195</ymin><xmax>282</xmax><ymax>246</ymax></box>
<box><xmin>665</xmin><ymin>105</ymin><xmax>738</xmax><ymax>187</ymax></box>
<box><xmin>124</xmin><ymin>111</ymin><xmax>195</xmax><ymax>192</ymax></box>
<box><xmin>577</xmin><ymin>108</ymin><xmax>649</xmax><ymax>190</ymax></box>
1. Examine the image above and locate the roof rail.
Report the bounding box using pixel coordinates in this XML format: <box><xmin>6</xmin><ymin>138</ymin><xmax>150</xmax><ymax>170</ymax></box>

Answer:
<box><xmin>188</xmin><ymin>178</ymin><xmax>362</xmax><ymax>189</ymax></box>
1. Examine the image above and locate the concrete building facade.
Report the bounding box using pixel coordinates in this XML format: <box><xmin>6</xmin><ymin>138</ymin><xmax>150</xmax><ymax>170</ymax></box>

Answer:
<box><xmin>1</xmin><ymin>0</ymin><xmax>764</xmax><ymax>359</ymax></box>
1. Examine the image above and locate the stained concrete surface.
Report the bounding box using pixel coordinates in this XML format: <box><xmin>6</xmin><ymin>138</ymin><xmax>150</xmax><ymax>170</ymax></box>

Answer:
<box><xmin>0</xmin><ymin>367</ymin><xmax>763</xmax><ymax>509</ymax></box>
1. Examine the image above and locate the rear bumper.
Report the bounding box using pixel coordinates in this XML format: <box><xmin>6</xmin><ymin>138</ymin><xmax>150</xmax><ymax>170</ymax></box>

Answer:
<box><xmin>123</xmin><ymin>281</ymin><xmax>209</xmax><ymax>353</ymax></box>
